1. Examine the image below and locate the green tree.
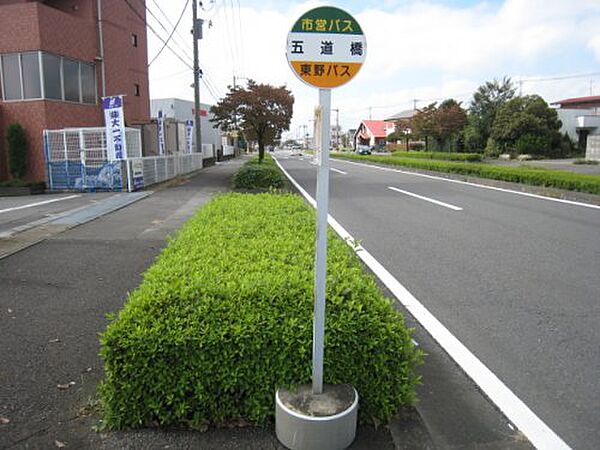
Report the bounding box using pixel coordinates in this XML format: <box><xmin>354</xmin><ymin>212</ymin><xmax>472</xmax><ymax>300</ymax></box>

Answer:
<box><xmin>210</xmin><ymin>80</ymin><xmax>294</xmax><ymax>163</ymax></box>
<box><xmin>467</xmin><ymin>77</ymin><xmax>516</xmax><ymax>151</ymax></box>
<box><xmin>411</xmin><ymin>100</ymin><xmax>467</xmax><ymax>151</ymax></box>
<box><xmin>490</xmin><ymin>95</ymin><xmax>562</xmax><ymax>156</ymax></box>
<box><xmin>432</xmin><ymin>99</ymin><xmax>467</xmax><ymax>151</ymax></box>
<box><xmin>6</xmin><ymin>123</ymin><xmax>27</xmax><ymax>179</ymax></box>
<box><xmin>410</xmin><ymin>103</ymin><xmax>437</xmax><ymax>150</ymax></box>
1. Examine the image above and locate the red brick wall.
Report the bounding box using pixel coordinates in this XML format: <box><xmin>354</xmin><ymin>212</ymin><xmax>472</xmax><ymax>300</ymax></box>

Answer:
<box><xmin>102</xmin><ymin>0</ymin><xmax>150</xmax><ymax>124</ymax></box>
<box><xmin>0</xmin><ymin>100</ymin><xmax>102</xmax><ymax>181</ymax></box>
<box><xmin>0</xmin><ymin>0</ymin><xmax>150</xmax><ymax>181</ymax></box>
<box><xmin>0</xmin><ymin>2</ymin><xmax>43</xmax><ymax>53</ymax></box>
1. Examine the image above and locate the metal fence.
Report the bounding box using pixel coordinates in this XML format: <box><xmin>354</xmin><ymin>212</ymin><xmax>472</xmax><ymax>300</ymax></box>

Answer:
<box><xmin>125</xmin><ymin>154</ymin><xmax>203</xmax><ymax>188</ymax></box>
<box><xmin>44</xmin><ymin>127</ymin><xmax>204</xmax><ymax>191</ymax></box>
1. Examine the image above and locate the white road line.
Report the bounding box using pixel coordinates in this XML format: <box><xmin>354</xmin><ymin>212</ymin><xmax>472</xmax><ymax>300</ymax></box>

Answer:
<box><xmin>273</xmin><ymin>155</ymin><xmax>571</xmax><ymax>450</ymax></box>
<box><xmin>336</xmin><ymin>158</ymin><xmax>600</xmax><ymax>210</ymax></box>
<box><xmin>388</xmin><ymin>186</ymin><xmax>463</xmax><ymax>211</ymax></box>
<box><xmin>330</xmin><ymin>168</ymin><xmax>347</xmax><ymax>175</ymax></box>
<box><xmin>0</xmin><ymin>195</ymin><xmax>80</xmax><ymax>214</ymax></box>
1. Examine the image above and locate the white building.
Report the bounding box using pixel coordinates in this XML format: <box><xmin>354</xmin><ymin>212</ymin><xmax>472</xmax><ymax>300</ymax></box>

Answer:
<box><xmin>150</xmin><ymin>98</ymin><xmax>224</xmax><ymax>155</ymax></box>
<box><xmin>552</xmin><ymin>96</ymin><xmax>600</xmax><ymax>161</ymax></box>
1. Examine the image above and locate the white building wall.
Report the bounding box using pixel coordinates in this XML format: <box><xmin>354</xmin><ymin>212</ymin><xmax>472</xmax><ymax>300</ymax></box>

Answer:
<box><xmin>150</xmin><ymin>98</ymin><xmax>222</xmax><ymax>152</ymax></box>
<box><xmin>556</xmin><ymin>108</ymin><xmax>595</xmax><ymax>141</ymax></box>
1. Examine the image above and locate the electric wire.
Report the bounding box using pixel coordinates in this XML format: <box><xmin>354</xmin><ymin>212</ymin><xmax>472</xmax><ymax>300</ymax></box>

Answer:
<box><xmin>124</xmin><ymin>0</ymin><xmax>192</xmax><ymax>70</ymax></box>
<box><xmin>135</xmin><ymin>0</ymin><xmax>193</xmax><ymax>61</ymax></box>
<box><xmin>148</xmin><ymin>0</ymin><xmax>191</xmax><ymax>66</ymax></box>
<box><xmin>148</xmin><ymin>0</ymin><xmax>195</xmax><ymax>57</ymax></box>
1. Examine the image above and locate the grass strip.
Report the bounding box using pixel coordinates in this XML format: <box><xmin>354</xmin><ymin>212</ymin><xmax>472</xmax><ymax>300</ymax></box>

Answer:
<box><xmin>333</xmin><ymin>153</ymin><xmax>600</xmax><ymax>195</ymax></box>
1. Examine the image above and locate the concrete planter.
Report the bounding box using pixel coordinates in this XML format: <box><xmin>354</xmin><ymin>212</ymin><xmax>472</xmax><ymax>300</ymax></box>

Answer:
<box><xmin>275</xmin><ymin>384</ymin><xmax>358</xmax><ymax>450</ymax></box>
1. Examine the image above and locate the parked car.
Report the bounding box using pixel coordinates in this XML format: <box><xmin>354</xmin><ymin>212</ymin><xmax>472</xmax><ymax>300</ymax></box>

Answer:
<box><xmin>356</xmin><ymin>144</ymin><xmax>372</xmax><ymax>155</ymax></box>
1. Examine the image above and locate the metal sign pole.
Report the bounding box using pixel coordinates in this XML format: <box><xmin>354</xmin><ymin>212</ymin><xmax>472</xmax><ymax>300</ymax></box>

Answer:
<box><xmin>313</xmin><ymin>87</ymin><xmax>332</xmax><ymax>395</ymax></box>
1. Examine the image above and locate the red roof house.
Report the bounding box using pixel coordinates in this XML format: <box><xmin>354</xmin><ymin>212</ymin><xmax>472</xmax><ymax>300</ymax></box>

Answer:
<box><xmin>354</xmin><ymin>120</ymin><xmax>395</xmax><ymax>148</ymax></box>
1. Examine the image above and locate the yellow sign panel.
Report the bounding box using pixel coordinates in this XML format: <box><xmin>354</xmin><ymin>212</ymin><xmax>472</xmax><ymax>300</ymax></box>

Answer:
<box><xmin>289</xmin><ymin>61</ymin><xmax>363</xmax><ymax>89</ymax></box>
<box><xmin>286</xmin><ymin>7</ymin><xmax>366</xmax><ymax>89</ymax></box>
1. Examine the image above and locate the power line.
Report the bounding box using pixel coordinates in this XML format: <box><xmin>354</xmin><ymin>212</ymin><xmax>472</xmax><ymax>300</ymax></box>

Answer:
<box><xmin>123</xmin><ymin>0</ymin><xmax>194</xmax><ymax>70</ymax></box>
<box><xmin>124</xmin><ymin>0</ymin><xmax>193</xmax><ymax>70</ymax></box>
<box><xmin>148</xmin><ymin>0</ymin><xmax>190</xmax><ymax>66</ymax></box>
<box><xmin>235</xmin><ymin>0</ymin><xmax>246</xmax><ymax>75</ymax></box>
<box><xmin>520</xmin><ymin>71</ymin><xmax>600</xmax><ymax>83</ymax></box>
<box><xmin>136</xmin><ymin>0</ymin><xmax>195</xmax><ymax>64</ymax></box>
<box><xmin>221</xmin><ymin>1</ymin><xmax>238</xmax><ymax>76</ymax></box>
<box><xmin>148</xmin><ymin>0</ymin><xmax>195</xmax><ymax>57</ymax></box>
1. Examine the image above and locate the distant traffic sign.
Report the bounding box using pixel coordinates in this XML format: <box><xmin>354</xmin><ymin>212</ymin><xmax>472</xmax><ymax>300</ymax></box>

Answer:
<box><xmin>286</xmin><ymin>6</ymin><xmax>366</xmax><ymax>89</ymax></box>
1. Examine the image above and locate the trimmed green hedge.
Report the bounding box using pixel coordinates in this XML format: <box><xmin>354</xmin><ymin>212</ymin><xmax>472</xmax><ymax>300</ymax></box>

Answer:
<box><xmin>333</xmin><ymin>153</ymin><xmax>600</xmax><ymax>195</ymax></box>
<box><xmin>100</xmin><ymin>193</ymin><xmax>422</xmax><ymax>429</ymax></box>
<box><xmin>233</xmin><ymin>154</ymin><xmax>284</xmax><ymax>189</ymax></box>
<box><xmin>391</xmin><ymin>151</ymin><xmax>483</xmax><ymax>162</ymax></box>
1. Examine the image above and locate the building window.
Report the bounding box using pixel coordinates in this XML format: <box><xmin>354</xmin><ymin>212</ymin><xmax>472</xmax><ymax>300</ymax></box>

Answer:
<box><xmin>1</xmin><ymin>51</ymin><xmax>96</xmax><ymax>104</ymax></box>
<box><xmin>131</xmin><ymin>33</ymin><xmax>138</xmax><ymax>47</ymax></box>
<box><xmin>81</xmin><ymin>63</ymin><xmax>96</xmax><ymax>104</ymax></box>
<box><xmin>63</xmin><ymin>58</ymin><xmax>80</xmax><ymax>102</ymax></box>
<box><xmin>21</xmin><ymin>53</ymin><xmax>42</xmax><ymax>99</ymax></box>
<box><xmin>42</xmin><ymin>53</ymin><xmax>62</xmax><ymax>100</ymax></box>
<box><xmin>1</xmin><ymin>54</ymin><xmax>22</xmax><ymax>100</ymax></box>
<box><xmin>134</xmin><ymin>83</ymin><xmax>140</xmax><ymax>96</ymax></box>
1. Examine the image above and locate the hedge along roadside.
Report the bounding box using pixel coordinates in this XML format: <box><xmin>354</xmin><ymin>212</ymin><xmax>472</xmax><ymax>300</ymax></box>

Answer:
<box><xmin>232</xmin><ymin>153</ymin><xmax>285</xmax><ymax>190</ymax></box>
<box><xmin>333</xmin><ymin>153</ymin><xmax>600</xmax><ymax>195</ymax></box>
<box><xmin>391</xmin><ymin>150</ymin><xmax>483</xmax><ymax>162</ymax></box>
<box><xmin>99</xmin><ymin>193</ymin><xmax>423</xmax><ymax>429</ymax></box>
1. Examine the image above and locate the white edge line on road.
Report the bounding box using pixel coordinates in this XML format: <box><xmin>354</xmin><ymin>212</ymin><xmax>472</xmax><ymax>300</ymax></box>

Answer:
<box><xmin>273</xmin><ymin>155</ymin><xmax>571</xmax><ymax>450</ymax></box>
<box><xmin>330</xmin><ymin>168</ymin><xmax>347</xmax><ymax>175</ymax></box>
<box><xmin>336</xmin><ymin>158</ymin><xmax>600</xmax><ymax>210</ymax></box>
<box><xmin>388</xmin><ymin>186</ymin><xmax>463</xmax><ymax>211</ymax></box>
<box><xmin>0</xmin><ymin>194</ymin><xmax>81</xmax><ymax>214</ymax></box>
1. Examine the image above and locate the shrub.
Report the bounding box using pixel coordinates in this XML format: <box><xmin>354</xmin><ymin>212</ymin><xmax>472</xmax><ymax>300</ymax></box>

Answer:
<box><xmin>332</xmin><ymin>153</ymin><xmax>600</xmax><ymax>195</ymax></box>
<box><xmin>6</xmin><ymin>123</ymin><xmax>27</xmax><ymax>179</ymax></box>
<box><xmin>100</xmin><ymin>193</ymin><xmax>422</xmax><ymax>429</ymax></box>
<box><xmin>233</xmin><ymin>155</ymin><xmax>284</xmax><ymax>189</ymax></box>
<box><xmin>409</xmin><ymin>142</ymin><xmax>425</xmax><ymax>151</ymax></box>
<box><xmin>515</xmin><ymin>134</ymin><xmax>550</xmax><ymax>156</ymax></box>
<box><xmin>391</xmin><ymin>151</ymin><xmax>482</xmax><ymax>162</ymax></box>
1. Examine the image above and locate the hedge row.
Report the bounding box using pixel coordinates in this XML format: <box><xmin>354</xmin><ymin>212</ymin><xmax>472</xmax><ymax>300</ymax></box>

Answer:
<box><xmin>391</xmin><ymin>150</ymin><xmax>483</xmax><ymax>162</ymax></box>
<box><xmin>333</xmin><ymin>153</ymin><xmax>600</xmax><ymax>195</ymax></box>
<box><xmin>232</xmin><ymin>154</ymin><xmax>284</xmax><ymax>189</ymax></box>
<box><xmin>100</xmin><ymin>193</ymin><xmax>422</xmax><ymax>429</ymax></box>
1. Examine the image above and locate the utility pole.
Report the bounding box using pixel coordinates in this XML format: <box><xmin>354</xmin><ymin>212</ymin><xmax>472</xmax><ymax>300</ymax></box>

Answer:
<box><xmin>412</xmin><ymin>98</ymin><xmax>419</xmax><ymax>110</ymax></box>
<box><xmin>368</xmin><ymin>106</ymin><xmax>372</xmax><ymax>120</ymax></box>
<box><xmin>192</xmin><ymin>1</ymin><xmax>203</xmax><ymax>157</ymax></box>
<box><xmin>518</xmin><ymin>79</ymin><xmax>523</xmax><ymax>96</ymax></box>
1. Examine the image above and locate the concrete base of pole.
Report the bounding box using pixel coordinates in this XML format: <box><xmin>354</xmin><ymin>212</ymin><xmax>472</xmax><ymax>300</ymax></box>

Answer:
<box><xmin>275</xmin><ymin>384</ymin><xmax>358</xmax><ymax>450</ymax></box>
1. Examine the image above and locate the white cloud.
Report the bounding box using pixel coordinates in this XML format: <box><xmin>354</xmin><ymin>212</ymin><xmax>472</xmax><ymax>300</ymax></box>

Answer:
<box><xmin>147</xmin><ymin>0</ymin><xmax>600</xmax><ymax>135</ymax></box>
<box><xmin>588</xmin><ymin>35</ymin><xmax>600</xmax><ymax>61</ymax></box>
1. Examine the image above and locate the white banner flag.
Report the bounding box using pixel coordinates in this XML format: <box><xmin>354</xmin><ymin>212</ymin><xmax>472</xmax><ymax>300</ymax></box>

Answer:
<box><xmin>158</xmin><ymin>110</ymin><xmax>166</xmax><ymax>155</ymax></box>
<box><xmin>185</xmin><ymin>119</ymin><xmax>194</xmax><ymax>154</ymax></box>
<box><xmin>102</xmin><ymin>96</ymin><xmax>127</xmax><ymax>160</ymax></box>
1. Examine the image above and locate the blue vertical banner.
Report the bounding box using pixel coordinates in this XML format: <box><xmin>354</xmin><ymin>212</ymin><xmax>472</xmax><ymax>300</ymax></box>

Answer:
<box><xmin>158</xmin><ymin>110</ymin><xmax>166</xmax><ymax>155</ymax></box>
<box><xmin>185</xmin><ymin>119</ymin><xmax>194</xmax><ymax>154</ymax></box>
<box><xmin>102</xmin><ymin>96</ymin><xmax>127</xmax><ymax>160</ymax></box>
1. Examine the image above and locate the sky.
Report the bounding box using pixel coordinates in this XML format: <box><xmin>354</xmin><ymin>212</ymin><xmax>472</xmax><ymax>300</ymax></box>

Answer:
<box><xmin>146</xmin><ymin>0</ymin><xmax>600</xmax><ymax>140</ymax></box>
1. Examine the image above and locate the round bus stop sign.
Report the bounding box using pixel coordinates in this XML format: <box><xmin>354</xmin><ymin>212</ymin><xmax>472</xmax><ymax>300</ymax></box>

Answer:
<box><xmin>286</xmin><ymin>6</ymin><xmax>366</xmax><ymax>89</ymax></box>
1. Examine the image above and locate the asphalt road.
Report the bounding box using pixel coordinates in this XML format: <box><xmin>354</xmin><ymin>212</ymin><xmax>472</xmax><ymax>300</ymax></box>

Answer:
<box><xmin>276</xmin><ymin>152</ymin><xmax>600</xmax><ymax>450</ymax></box>
<box><xmin>0</xmin><ymin>193</ymin><xmax>116</xmax><ymax>237</ymax></box>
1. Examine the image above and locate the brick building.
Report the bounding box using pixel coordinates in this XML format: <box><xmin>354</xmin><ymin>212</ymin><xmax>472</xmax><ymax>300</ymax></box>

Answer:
<box><xmin>0</xmin><ymin>0</ymin><xmax>150</xmax><ymax>182</ymax></box>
